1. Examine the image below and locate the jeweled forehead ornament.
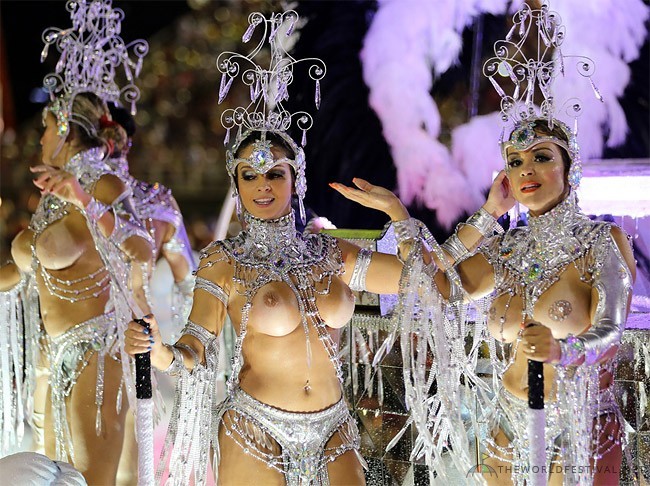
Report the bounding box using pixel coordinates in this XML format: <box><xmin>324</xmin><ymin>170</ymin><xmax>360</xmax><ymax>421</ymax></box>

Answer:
<box><xmin>40</xmin><ymin>0</ymin><xmax>148</xmax><ymax>137</ymax></box>
<box><xmin>217</xmin><ymin>10</ymin><xmax>325</xmax><ymax>223</ymax></box>
<box><xmin>502</xmin><ymin>117</ymin><xmax>581</xmax><ymax>187</ymax></box>
<box><xmin>483</xmin><ymin>2</ymin><xmax>603</xmax><ymax>189</ymax></box>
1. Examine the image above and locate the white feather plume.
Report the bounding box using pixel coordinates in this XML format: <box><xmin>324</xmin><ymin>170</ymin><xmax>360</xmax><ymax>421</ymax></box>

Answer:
<box><xmin>362</xmin><ymin>0</ymin><xmax>648</xmax><ymax>228</ymax></box>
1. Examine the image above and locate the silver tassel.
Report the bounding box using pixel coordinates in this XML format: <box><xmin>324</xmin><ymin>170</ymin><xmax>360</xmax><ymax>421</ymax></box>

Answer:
<box><xmin>315</xmin><ymin>78</ymin><xmax>321</xmax><ymax>109</ymax></box>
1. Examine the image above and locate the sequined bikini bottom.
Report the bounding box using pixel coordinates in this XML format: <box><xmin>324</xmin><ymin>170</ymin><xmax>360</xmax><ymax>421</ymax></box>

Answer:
<box><xmin>219</xmin><ymin>387</ymin><xmax>366</xmax><ymax>485</ymax></box>
<box><xmin>48</xmin><ymin>312</ymin><xmax>119</xmax><ymax>463</ymax></box>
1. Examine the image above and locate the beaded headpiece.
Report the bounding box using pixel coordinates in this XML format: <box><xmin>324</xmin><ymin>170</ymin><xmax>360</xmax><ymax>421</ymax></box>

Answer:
<box><xmin>483</xmin><ymin>2</ymin><xmax>603</xmax><ymax>189</ymax></box>
<box><xmin>218</xmin><ymin>10</ymin><xmax>325</xmax><ymax>223</ymax></box>
<box><xmin>40</xmin><ymin>0</ymin><xmax>148</xmax><ymax>138</ymax></box>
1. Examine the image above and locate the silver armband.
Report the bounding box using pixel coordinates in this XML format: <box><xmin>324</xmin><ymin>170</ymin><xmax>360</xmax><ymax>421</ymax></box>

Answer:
<box><xmin>392</xmin><ymin>218</ymin><xmax>417</xmax><ymax>244</ymax></box>
<box><xmin>465</xmin><ymin>207</ymin><xmax>504</xmax><ymax>236</ymax></box>
<box><xmin>558</xmin><ymin>334</ymin><xmax>586</xmax><ymax>366</ymax></box>
<box><xmin>348</xmin><ymin>248</ymin><xmax>372</xmax><ymax>292</ymax></box>
<box><xmin>160</xmin><ymin>343</ymin><xmax>185</xmax><ymax>376</ymax></box>
<box><xmin>174</xmin><ymin>342</ymin><xmax>199</xmax><ymax>368</ymax></box>
<box><xmin>83</xmin><ymin>198</ymin><xmax>110</xmax><ymax>223</ymax></box>
<box><xmin>558</xmin><ymin>233</ymin><xmax>632</xmax><ymax>366</ymax></box>
<box><xmin>181</xmin><ymin>320</ymin><xmax>217</xmax><ymax>349</ymax></box>
<box><xmin>441</xmin><ymin>234</ymin><xmax>470</xmax><ymax>263</ymax></box>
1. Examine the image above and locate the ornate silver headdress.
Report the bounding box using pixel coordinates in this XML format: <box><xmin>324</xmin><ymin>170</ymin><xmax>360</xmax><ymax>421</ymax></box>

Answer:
<box><xmin>40</xmin><ymin>0</ymin><xmax>148</xmax><ymax>137</ymax></box>
<box><xmin>483</xmin><ymin>2</ymin><xmax>603</xmax><ymax>189</ymax></box>
<box><xmin>218</xmin><ymin>10</ymin><xmax>326</xmax><ymax>223</ymax></box>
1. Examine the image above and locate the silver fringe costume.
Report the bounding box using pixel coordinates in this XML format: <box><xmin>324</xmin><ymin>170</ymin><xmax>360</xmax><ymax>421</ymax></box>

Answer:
<box><xmin>24</xmin><ymin>148</ymin><xmax>151</xmax><ymax>462</ymax></box>
<box><xmin>389</xmin><ymin>192</ymin><xmax>633</xmax><ymax>485</ymax></box>
<box><xmin>0</xmin><ymin>272</ymin><xmax>40</xmax><ymax>456</ymax></box>
<box><xmin>158</xmin><ymin>211</ymin><xmax>364</xmax><ymax>486</ymax></box>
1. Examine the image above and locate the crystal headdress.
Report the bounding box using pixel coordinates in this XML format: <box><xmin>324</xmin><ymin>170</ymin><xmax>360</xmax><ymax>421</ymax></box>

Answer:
<box><xmin>483</xmin><ymin>2</ymin><xmax>603</xmax><ymax>188</ymax></box>
<box><xmin>218</xmin><ymin>10</ymin><xmax>326</xmax><ymax>223</ymax></box>
<box><xmin>40</xmin><ymin>0</ymin><xmax>148</xmax><ymax>137</ymax></box>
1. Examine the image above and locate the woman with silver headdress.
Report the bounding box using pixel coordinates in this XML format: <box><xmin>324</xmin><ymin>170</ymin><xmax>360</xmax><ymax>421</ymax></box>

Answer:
<box><xmin>122</xmin><ymin>10</ymin><xmax>381</xmax><ymax>484</ymax></box>
<box><xmin>333</xmin><ymin>3</ymin><xmax>637</xmax><ymax>483</ymax></box>
<box><xmin>0</xmin><ymin>1</ymin><xmax>154</xmax><ymax>483</ymax></box>
<box><xmin>2</xmin><ymin>90</ymin><xmax>154</xmax><ymax>483</ymax></box>
<box><xmin>335</xmin><ymin>117</ymin><xmax>635</xmax><ymax>485</ymax></box>
<box><xmin>124</xmin><ymin>123</ymin><xmax>403</xmax><ymax>484</ymax></box>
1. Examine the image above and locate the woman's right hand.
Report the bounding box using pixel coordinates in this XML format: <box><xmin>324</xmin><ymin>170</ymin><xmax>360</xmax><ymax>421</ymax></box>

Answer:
<box><xmin>125</xmin><ymin>314</ymin><xmax>165</xmax><ymax>364</ymax></box>
<box><xmin>329</xmin><ymin>178</ymin><xmax>409</xmax><ymax>221</ymax></box>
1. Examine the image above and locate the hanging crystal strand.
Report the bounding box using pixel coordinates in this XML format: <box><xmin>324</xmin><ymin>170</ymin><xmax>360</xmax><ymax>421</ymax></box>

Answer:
<box><xmin>235</xmin><ymin>195</ymin><xmax>242</xmax><ymax>221</ymax></box>
<box><xmin>315</xmin><ymin>78</ymin><xmax>321</xmax><ymax>109</ymax></box>
<box><xmin>301</xmin><ymin>129</ymin><xmax>307</xmax><ymax>147</ymax></box>
<box><xmin>589</xmin><ymin>78</ymin><xmax>604</xmax><ymax>102</ymax></box>
<box><xmin>286</xmin><ymin>15</ymin><xmax>297</xmax><ymax>37</ymax></box>
<box><xmin>558</xmin><ymin>50</ymin><xmax>565</xmax><ymax>75</ymax></box>
<box><xmin>249</xmin><ymin>82</ymin><xmax>255</xmax><ymax>102</ymax></box>
<box><xmin>254</xmin><ymin>76</ymin><xmax>261</xmax><ymax>101</ymax></box>
<box><xmin>299</xmin><ymin>198</ymin><xmax>306</xmax><ymax>225</ymax></box>
<box><xmin>242</xmin><ymin>21</ymin><xmax>257</xmax><ymax>43</ymax></box>
<box><xmin>504</xmin><ymin>62</ymin><xmax>518</xmax><ymax>85</ymax></box>
<box><xmin>488</xmin><ymin>76</ymin><xmax>507</xmax><ymax>98</ymax></box>
<box><xmin>218</xmin><ymin>73</ymin><xmax>234</xmax><ymax>104</ymax></box>
<box><xmin>303</xmin><ymin>316</ymin><xmax>312</xmax><ymax>392</ymax></box>
<box><xmin>525</xmin><ymin>72</ymin><xmax>536</xmax><ymax>112</ymax></box>
<box><xmin>55</xmin><ymin>51</ymin><xmax>67</xmax><ymax>73</ymax></box>
<box><xmin>519</xmin><ymin>10</ymin><xmax>528</xmax><ymax>37</ymax></box>
<box><xmin>95</xmin><ymin>351</ymin><xmax>105</xmax><ymax>435</ymax></box>
<box><xmin>40</xmin><ymin>43</ymin><xmax>50</xmax><ymax>62</ymax></box>
<box><xmin>116</xmin><ymin>377</ymin><xmax>123</xmax><ymax>413</ymax></box>
<box><xmin>224</xmin><ymin>126</ymin><xmax>231</xmax><ymax>146</ymax></box>
<box><xmin>505</xmin><ymin>23</ymin><xmax>517</xmax><ymax>41</ymax></box>
<box><xmin>124</xmin><ymin>62</ymin><xmax>133</xmax><ymax>82</ymax></box>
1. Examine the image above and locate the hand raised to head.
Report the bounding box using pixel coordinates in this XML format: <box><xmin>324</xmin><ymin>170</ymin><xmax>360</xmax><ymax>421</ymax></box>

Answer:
<box><xmin>483</xmin><ymin>170</ymin><xmax>516</xmax><ymax>218</ymax></box>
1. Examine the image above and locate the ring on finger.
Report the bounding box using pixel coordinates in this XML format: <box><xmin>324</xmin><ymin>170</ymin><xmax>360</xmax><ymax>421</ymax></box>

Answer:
<box><xmin>530</xmin><ymin>344</ymin><xmax>536</xmax><ymax>353</ymax></box>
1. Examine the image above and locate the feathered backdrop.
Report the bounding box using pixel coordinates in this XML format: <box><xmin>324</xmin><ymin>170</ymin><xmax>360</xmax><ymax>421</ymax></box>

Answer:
<box><xmin>360</xmin><ymin>0</ymin><xmax>649</xmax><ymax>228</ymax></box>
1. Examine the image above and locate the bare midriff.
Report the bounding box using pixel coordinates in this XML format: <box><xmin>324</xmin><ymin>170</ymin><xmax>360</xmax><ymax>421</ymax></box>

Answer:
<box><xmin>228</xmin><ymin>274</ymin><xmax>355</xmax><ymax>412</ymax></box>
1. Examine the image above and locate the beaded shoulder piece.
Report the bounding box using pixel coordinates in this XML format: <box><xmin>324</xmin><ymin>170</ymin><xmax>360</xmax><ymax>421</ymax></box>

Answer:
<box><xmin>29</xmin><ymin>148</ymin><xmax>109</xmax><ymax>236</ymax></box>
<box><xmin>131</xmin><ymin>179</ymin><xmax>181</xmax><ymax>228</ymax></box>
<box><xmin>197</xmin><ymin>211</ymin><xmax>344</xmax><ymax>393</ymax></box>
<box><xmin>480</xmin><ymin>193</ymin><xmax>613</xmax><ymax>317</ymax></box>
<box><xmin>108</xmin><ymin>156</ymin><xmax>181</xmax><ymax>227</ymax></box>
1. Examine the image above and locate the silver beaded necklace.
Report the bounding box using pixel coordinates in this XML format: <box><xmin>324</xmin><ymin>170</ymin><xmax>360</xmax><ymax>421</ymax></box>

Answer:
<box><xmin>199</xmin><ymin>210</ymin><xmax>344</xmax><ymax>394</ymax></box>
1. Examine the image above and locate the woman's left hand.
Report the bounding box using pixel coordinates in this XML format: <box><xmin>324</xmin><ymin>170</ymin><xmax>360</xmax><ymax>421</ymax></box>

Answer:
<box><xmin>483</xmin><ymin>170</ymin><xmax>516</xmax><ymax>218</ymax></box>
<box><xmin>329</xmin><ymin>178</ymin><xmax>409</xmax><ymax>221</ymax></box>
<box><xmin>31</xmin><ymin>165</ymin><xmax>92</xmax><ymax>209</ymax></box>
<box><xmin>520</xmin><ymin>322</ymin><xmax>561</xmax><ymax>363</ymax></box>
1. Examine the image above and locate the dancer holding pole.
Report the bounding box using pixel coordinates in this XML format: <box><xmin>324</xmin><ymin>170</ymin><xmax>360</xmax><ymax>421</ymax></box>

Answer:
<box><xmin>332</xmin><ymin>3</ymin><xmax>635</xmax><ymax>484</ymax></box>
